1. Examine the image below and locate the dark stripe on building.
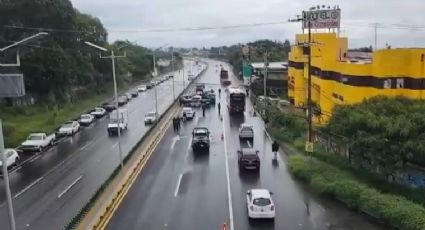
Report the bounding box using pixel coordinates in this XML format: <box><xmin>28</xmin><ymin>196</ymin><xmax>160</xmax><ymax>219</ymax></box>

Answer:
<box><xmin>289</xmin><ymin>61</ymin><xmax>425</xmax><ymax>90</ymax></box>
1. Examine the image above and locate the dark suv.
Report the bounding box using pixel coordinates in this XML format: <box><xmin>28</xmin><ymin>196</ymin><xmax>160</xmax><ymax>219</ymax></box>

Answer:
<box><xmin>191</xmin><ymin>127</ymin><xmax>210</xmax><ymax>153</ymax></box>
<box><xmin>238</xmin><ymin>148</ymin><xmax>260</xmax><ymax>171</ymax></box>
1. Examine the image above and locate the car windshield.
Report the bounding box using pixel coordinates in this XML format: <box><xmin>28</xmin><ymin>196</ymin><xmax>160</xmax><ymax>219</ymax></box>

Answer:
<box><xmin>81</xmin><ymin>115</ymin><xmax>91</xmax><ymax>119</ymax></box>
<box><xmin>28</xmin><ymin>135</ymin><xmax>43</xmax><ymax>140</ymax></box>
<box><xmin>253</xmin><ymin>198</ymin><xmax>271</xmax><ymax>206</ymax></box>
<box><xmin>146</xmin><ymin>112</ymin><xmax>156</xmax><ymax>117</ymax></box>
<box><xmin>62</xmin><ymin>123</ymin><xmax>74</xmax><ymax>128</ymax></box>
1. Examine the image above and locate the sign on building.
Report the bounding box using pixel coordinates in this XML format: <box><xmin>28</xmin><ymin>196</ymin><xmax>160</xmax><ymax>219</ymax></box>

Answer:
<box><xmin>0</xmin><ymin>74</ymin><xmax>25</xmax><ymax>97</ymax></box>
<box><xmin>302</xmin><ymin>9</ymin><xmax>341</xmax><ymax>29</ymax></box>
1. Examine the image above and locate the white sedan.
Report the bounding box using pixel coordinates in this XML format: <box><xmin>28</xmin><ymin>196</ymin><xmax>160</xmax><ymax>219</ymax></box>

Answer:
<box><xmin>0</xmin><ymin>149</ymin><xmax>20</xmax><ymax>169</ymax></box>
<box><xmin>79</xmin><ymin>114</ymin><xmax>95</xmax><ymax>126</ymax></box>
<box><xmin>57</xmin><ymin>121</ymin><xmax>80</xmax><ymax>136</ymax></box>
<box><xmin>138</xmin><ymin>85</ymin><xmax>147</xmax><ymax>92</ymax></box>
<box><xmin>181</xmin><ymin>107</ymin><xmax>195</xmax><ymax>120</ymax></box>
<box><xmin>90</xmin><ymin>107</ymin><xmax>106</xmax><ymax>118</ymax></box>
<box><xmin>144</xmin><ymin>111</ymin><xmax>158</xmax><ymax>125</ymax></box>
<box><xmin>246</xmin><ymin>189</ymin><xmax>275</xmax><ymax>219</ymax></box>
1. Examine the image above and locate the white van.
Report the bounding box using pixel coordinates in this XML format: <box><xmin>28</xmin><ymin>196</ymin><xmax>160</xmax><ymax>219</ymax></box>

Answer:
<box><xmin>108</xmin><ymin>109</ymin><xmax>129</xmax><ymax>136</ymax></box>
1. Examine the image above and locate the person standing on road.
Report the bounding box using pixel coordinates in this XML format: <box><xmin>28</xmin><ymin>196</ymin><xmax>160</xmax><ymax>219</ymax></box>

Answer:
<box><xmin>172</xmin><ymin>117</ymin><xmax>177</xmax><ymax>131</ymax></box>
<box><xmin>202</xmin><ymin>103</ymin><xmax>206</xmax><ymax>117</ymax></box>
<box><xmin>175</xmin><ymin>117</ymin><xmax>180</xmax><ymax>131</ymax></box>
<box><xmin>272</xmin><ymin>140</ymin><xmax>279</xmax><ymax>160</ymax></box>
<box><xmin>217</xmin><ymin>102</ymin><xmax>221</xmax><ymax>115</ymax></box>
<box><xmin>218</xmin><ymin>88</ymin><xmax>221</xmax><ymax>97</ymax></box>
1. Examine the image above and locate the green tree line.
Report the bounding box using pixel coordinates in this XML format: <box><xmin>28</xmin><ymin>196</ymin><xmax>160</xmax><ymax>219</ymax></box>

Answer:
<box><xmin>325</xmin><ymin>96</ymin><xmax>425</xmax><ymax>177</ymax></box>
<box><xmin>0</xmin><ymin>0</ymin><xmax>153</xmax><ymax>104</ymax></box>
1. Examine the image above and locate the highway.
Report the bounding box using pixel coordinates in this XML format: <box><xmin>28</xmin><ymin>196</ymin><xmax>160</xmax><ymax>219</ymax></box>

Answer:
<box><xmin>106</xmin><ymin>60</ymin><xmax>384</xmax><ymax>230</ymax></box>
<box><xmin>0</xmin><ymin>59</ymin><xmax>205</xmax><ymax>230</ymax></box>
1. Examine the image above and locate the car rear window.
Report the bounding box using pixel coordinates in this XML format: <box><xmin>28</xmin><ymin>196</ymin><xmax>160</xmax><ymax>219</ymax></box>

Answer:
<box><xmin>253</xmin><ymin>198</ymin><xmax>271</xmax><ymax>206</ymax></box>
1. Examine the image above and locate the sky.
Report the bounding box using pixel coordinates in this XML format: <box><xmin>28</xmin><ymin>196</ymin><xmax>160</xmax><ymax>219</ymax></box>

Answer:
<box><xmin>70</xmin><ymin>0</ymin><xmax>425</xmax><ymax>49</ymax></box>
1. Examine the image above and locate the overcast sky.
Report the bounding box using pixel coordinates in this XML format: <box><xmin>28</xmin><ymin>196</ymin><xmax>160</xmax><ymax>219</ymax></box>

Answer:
<box><xmin>70</xmin><ymin>0</ymin><xmax>425</xmax><ymax>49</ymax></box>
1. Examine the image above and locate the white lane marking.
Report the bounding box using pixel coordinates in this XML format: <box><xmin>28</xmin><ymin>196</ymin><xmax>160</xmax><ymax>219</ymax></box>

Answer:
<box><xmin>264</xmin><ymin>128</ymin><xmax>271</xmax><ymax>140</ymax></box>
<box><xmin>13</xmin><ymin>177</ymin><xmax>44</xmax><ymax>199</ymax></box>
<box><xmin>57</xmin><ymin>175</ymin><xmax>83</xmax><ymax>199</ymax></box>
<box><xmin>222</xmin><ymin>117</ymin><xmax>234</xmax><ymax>230</ymax></box>
<box><xmin>317</xmin><ymin>204</ymin><xmax>326</xmax><ymax>212</ymax></box>
<box><xmin>112</xmin><ymin>142</ymin><xmax>118</xmax><ymax>149</ymax></box>
<box><xmin>174</xmin><ymin>173</ymin><xmax>183</xmax><ymax>197</ymax></box>
<box><xmin>79</xmin><ymin>141</ymin><xmax>93</xmax><ymax>151</ymax></box>
<box><xmin>170</xmin><ymin>135</ymin><xmax>180</xmax><ymax>150</ymax></box>
<box><xmin>187</xmin><ymin>137</ymin><xmax>192</xmax><ymax>151</ymax></box>
<box><xmin>246</xmin><ymin>140</ymin><xmax>252</xmax><ymax>148</ymax></box>
<box><xmin>29</xmin><ymin>154</ymin><xmax>42</xmax><ymax>163</ymax></box>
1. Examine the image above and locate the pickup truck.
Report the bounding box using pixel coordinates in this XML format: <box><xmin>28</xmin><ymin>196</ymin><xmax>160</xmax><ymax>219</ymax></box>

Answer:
<box><xmin>21</xmin><ymin>133</ymin><xmax>55</xmax><ymax>152</ymax></box>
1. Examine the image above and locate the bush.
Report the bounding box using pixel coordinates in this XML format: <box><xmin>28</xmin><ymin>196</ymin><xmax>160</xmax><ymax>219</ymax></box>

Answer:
<box><xmin>288</xmin><ymin>154</ymin><xmax>425</xmax><ymax>230</ymax></box>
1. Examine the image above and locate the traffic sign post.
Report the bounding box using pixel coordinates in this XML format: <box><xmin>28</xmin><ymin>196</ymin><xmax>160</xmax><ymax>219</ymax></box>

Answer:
<box><xmin>305</xmin><ymin>141</ymin><xmax>314</xmax><ymax>153</ymax></box>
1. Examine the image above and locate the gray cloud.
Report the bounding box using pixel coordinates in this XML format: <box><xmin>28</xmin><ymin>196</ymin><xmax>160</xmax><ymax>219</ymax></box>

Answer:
<box><xmin>71</xmin><ymin>0</ymin><xmax>425</xmax><ymax>48</ymax></box>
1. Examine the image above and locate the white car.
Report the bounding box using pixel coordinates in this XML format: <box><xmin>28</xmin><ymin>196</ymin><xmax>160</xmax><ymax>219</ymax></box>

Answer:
<box><xmin>79</xmin><ymin>114</ymin><xmax>95</xmax><ymax>126</ymax></box>
<box><xmin>0</xmin><ymin>149</ymin><xmax>20</xmax><ymax>169</ymax></box>
<box><xmin>239</xmin><ymin>123</ymin><xmax>254</xmax><ymax>141</ymax></box>
<box><xmin>90</xmin><ymin>107</ymin><xmax>106</xmax><ymax>118</ymax></box>
<box><xmin>138</xmin><ymin>85</ymin><xmax>147</xmax><ymax>92</ymax></box>
<box><xmin>246</xmin><ymin>189</ymin><xmax>275</xmax><ymax>219</ymax></box>
<box><xmin>21</xmin><ymin>133</ymin><xmax>55</xmax><ymax>152</ymax></box>
<box><xmin>57</xmin><ymin>121</ymin><xmax>80</xmax><ymax>136</ymax></box>
<box><xmin>125</xmin><ymin>93</ymin><xmax>132</xmax><ymax>100</ymax></box>
<box><xmin>181</xmin><ymin>107</ymin><xmax>195</xmax><ymax>120</ymax></box>
<box><xmin>144</xmin><ymin>111</ymin><xmax>158</xmax><ymax>125</ymax></box>
<box><xmin>190</xmin><ymin>95</ymin><xmax>202</xmax><ymax>107</ymax></box>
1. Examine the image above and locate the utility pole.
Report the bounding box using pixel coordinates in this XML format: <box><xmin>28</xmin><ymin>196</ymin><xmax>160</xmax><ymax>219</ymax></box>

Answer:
<box><xmin>1</xmin><ymin>120</ymin><xmax>16</xmax><ymax>230</ymax></box>
<box><xmin>182</xmin><ymin>59</ymin><xmax>186</xmax><ymax>89</ymax></box>
<box><xmin>85</xmin><ymin>42</ymin><xmax>127</xmax><ymax>169</ymax></box>
<box><xmin>374</xmin><ymin>23</ymin><xmax>378</xmax><ymax>51</ymax></box>
<box><xmin>307</xmin><ymin>19</ymin><xmax>313</xmax><ymax>143</ymax></box>
<box><xmin>263</xmin><ymin>51</ymin><xmax>268</xmax><ymax>98</ymax></box>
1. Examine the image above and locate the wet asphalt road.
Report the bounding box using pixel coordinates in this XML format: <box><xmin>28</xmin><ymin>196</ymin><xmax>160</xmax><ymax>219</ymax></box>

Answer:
<box><xmin>107</xmin><ymin>60</ymin><xmax>384</xmax><ymax>230</ymax></box>
<box><xmin>0</xmin><ymin>60</ymin><xmax>206</xmax><ymax>230</ymax></box>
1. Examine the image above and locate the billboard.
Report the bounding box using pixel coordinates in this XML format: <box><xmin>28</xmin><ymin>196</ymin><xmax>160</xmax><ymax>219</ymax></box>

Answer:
<box><xmin>0</xmin><ymin>74</ymin><xmax>25</xmax><ymax>97</ymax></box>
<box><xmin>302</xmin><ymin>9</ymin><xmax>341</xmax><ymax>29</ymax></box>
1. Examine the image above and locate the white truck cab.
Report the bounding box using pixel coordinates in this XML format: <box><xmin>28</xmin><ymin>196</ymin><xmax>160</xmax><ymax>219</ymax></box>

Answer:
<box><xmin>108</xmin><ymin>109</ymin><xmax>129</xmax><ymax>136</ymax></box>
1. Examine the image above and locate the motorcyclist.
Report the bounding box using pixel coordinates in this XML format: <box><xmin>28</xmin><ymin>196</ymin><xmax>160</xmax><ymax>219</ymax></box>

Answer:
<box><xmin>272</xmin><ymin>140</ymin><xmax>279</xmax><ymax>160</ymax></box>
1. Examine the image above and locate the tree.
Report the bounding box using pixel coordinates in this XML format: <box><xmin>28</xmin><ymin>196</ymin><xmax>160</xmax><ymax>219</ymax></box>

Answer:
<box><xmin>327</xmin><ymin>96</ymin><xmax>425</xmax><ymax>177</ymax></box>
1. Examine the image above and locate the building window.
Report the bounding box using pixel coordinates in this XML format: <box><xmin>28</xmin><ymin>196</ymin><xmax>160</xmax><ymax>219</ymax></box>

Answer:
<box><xmin>397</xmin><ymin>78</ymin><xmax>404</xmax><ymax>89</ymax></box>
<box><xmin>383</xmin><ymin>79</ymin><xmax>392</xmax><ymax>89</ymax></box>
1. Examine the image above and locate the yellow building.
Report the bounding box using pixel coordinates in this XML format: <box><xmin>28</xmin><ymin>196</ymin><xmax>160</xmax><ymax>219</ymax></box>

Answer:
<box><xmin>288</xmin><ymin>32</ymin><xmax>425</xmax><ymax>123</ymax></box>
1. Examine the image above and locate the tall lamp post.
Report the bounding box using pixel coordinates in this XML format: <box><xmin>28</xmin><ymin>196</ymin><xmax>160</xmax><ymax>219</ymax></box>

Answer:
<box><xmin>151</xmin><ymin>44</ymin><xmax>169</xmax><ymax>114</ymax></box>
<box><xmin>0</xmin><ymin>32</ymin><xmax>48</xmax><ymax>230</ymax></box>
<box><xmin>85</xmin><ymin>41</ymin><xmax>127</xmax><ymax>169</ymax></box>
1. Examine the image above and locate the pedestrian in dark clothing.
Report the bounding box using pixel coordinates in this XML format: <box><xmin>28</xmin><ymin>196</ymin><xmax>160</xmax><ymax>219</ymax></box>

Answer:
<box><xmin>218</xmin><ymin>102</ymin><xmax>221</xmax><ymax>114</ymax></box>
<box><xmin>202</xmin><ymin>103</ymin><xmax>206</xmax><ymax>117</ymax></box>
<box><xmin>272</xmin><ymin>140</ymin><xmax>279</xmax><ymax>160</ymax></box>
<box><xmin>175</xmin><ymin>117</ymin><xmax>180</xmax><ymax>131</ymax></box>
<box><xmin>172</xmin><ymin>118</ymin><xmax>177</xmax><ymax>131</ymax></box>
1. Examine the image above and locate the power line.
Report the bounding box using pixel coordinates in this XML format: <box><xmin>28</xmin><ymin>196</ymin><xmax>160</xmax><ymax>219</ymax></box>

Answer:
<box><xmin>2</xmin><ymin>20</ymin><xmax>291</xmax><ymax>34</ymax></box>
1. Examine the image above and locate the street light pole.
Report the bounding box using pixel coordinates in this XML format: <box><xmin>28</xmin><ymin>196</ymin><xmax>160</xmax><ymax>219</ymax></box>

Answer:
<box><xmin>0</xmin><ymin>32</ymin><xmax>48</xmax><ymax>230</ymax></box>
<box><xmin>110</xmin><ymin>50</ymin><xmax>123</xmax><ymax>169</ymax></box>
<box><xmin>171</xmin><ymin>47</ymin><xmax>175</xmax><ymax>100</ymax></box>
<box><xmin>153</xmin><ymin>53</ymin><xmax>159</xmax><ymax>114</ymax></box>
<box><xmin>0</xmin><ymin>120</ymin><xmax>16</xmax><ymax>230</ymax></box>
<box><xmin>85</xmin><ymin>42</ymin><xmax>126</xmax><ymax>169</ymax></box>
